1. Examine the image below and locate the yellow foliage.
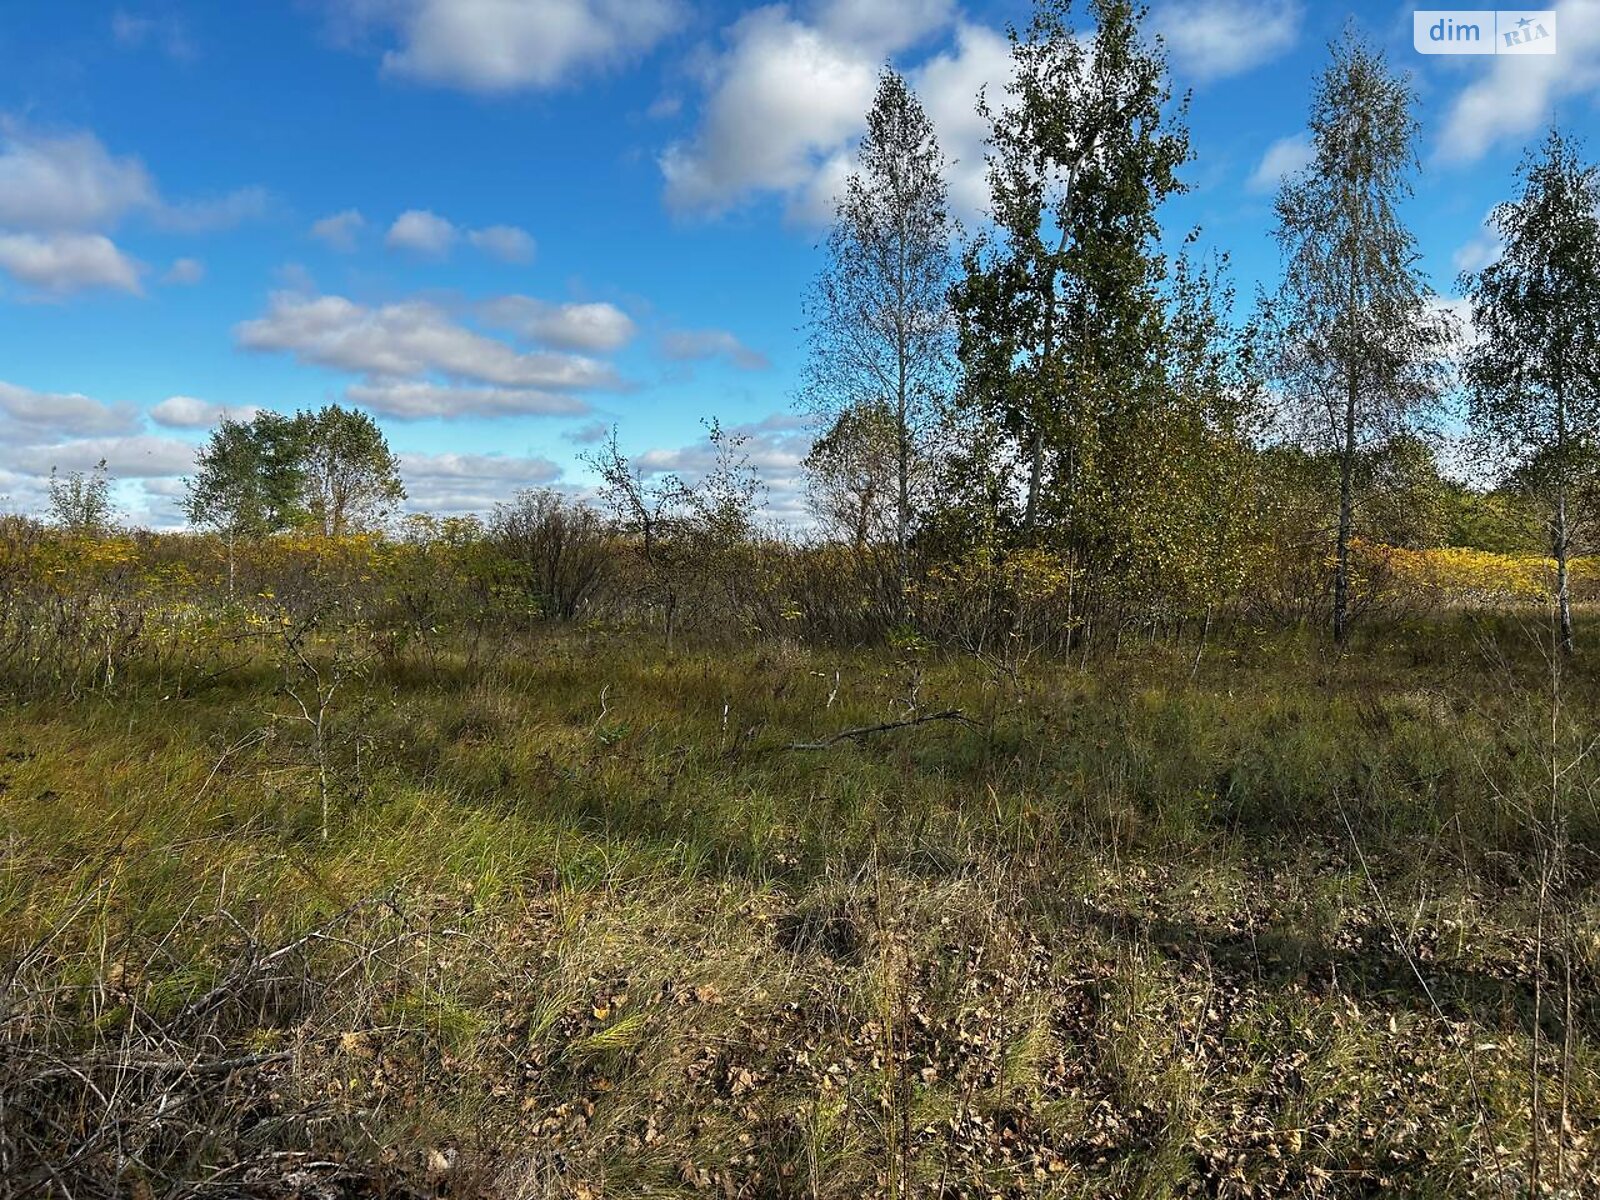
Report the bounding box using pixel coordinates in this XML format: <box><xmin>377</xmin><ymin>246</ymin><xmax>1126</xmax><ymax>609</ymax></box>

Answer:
<box><xmin>1362</xmin><ymin>542</ymin><xmax>1591</xmax><ymax>607</ymax></box>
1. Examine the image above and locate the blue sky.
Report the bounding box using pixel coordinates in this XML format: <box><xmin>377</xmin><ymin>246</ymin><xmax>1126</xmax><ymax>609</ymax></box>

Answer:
<box><xmin>0</xmin><ymin>0</ymin><xmax>1595</xmax><ymax>526</ymax></box>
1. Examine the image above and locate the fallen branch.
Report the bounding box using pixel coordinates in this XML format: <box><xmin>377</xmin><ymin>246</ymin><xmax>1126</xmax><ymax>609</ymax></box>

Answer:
<box><xmin>26</xmin><ymin>1050</ymin><xmax>291</xmax><ymax>1085</ymax></box>
<box><xmin>783</xmin><ymin>709</ymin><xmax>973</xmax><ymax>751</ymax></box>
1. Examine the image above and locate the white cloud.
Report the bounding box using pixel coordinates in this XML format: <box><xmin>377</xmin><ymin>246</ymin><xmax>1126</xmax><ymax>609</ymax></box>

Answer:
<box><xmin>0</xmin><ymin>120</ymin><xmax>262</xmax><ymax>303</ymax></box>
<box><xmin>662</xmin><ymin>6</ymin><xmax>1000</xmax><ymax>223</ymax></box>
<box><xmin>1247</xmin><ymin>132</ymin><xmax>1312</xmax><ymax>193</ymax></box>
<box><xmin>483</xmin><ymin>296</ymin><xmax>636</xmax><ymax>352</ymax></box>
<box><xmin>235</xmin><ymin>292</ymin><xmax>623</xmax><ymax>392</ymax></box>
<box><xmin>5</xmin><ymin>433</ymin><xmax>197</xmax><ymax>478</ymax></box>
<box><xmin>0</xmin><ymin>380</ymin><xmax>139</xmax><ymax>435</ymax></box>
<box><xmin>1150</xmin><ymin>0</ymin><xmax>1301</xmax><ymax>83</ymax></box>
<box><xmin>468</xmin><ymin>223</ymin><xmax>537</xmax><ymax>263</ymax></box>
<box><xmin>163</xmin><ymin>256</ymin><xmax>205</xmax><ymax>285</ymax></box>
<box><xmin>386</xmin><ymin>208</ymin><xmax>459</xmax><ymax>257</ymax></box>
<box><xmin>907</xmin><ymin>22</ymin><xmax>1012</xmax><ymax>221</ymax></box>
<box><xmin>1434</xmin><ymin>1</ymin><xmax>1600</xmax><ymax>165</ymax></box>
<box><xmin>311</xmin><ymin>208</ymin><xmax>366</xmax><ymax>252</ymax></box>
<box><xmin>341</xmin><ymin>0</ymin><xmax>683</xmax><ymax>92</ymax></box>
<box><xmin>148</xmin><ymin>395</ymin><xmax>261</xmax><ymax>428</ymax></box>
<box><xmin>401</xmin><ymin>450</ymin><xmax>565</xmax><ymax>515</ymax></box>
<box><xmin>661</xmin><ymin>8</ymin><xmax>883</xmax><ymax>217</ymax></box>
<box><xmin>812</xmin><ymin>0</ymin><xmax>954</xmax><ymax>56</ymax></box>
<box><xmin>0</xmin><ymin>232</ymin><xmax>143</xmax><ymax>296</ymax></box>
<box><xmin>345</xmin><ymin>380</ymin><xmax>588</xmax><ymax>419</ymax></box>
<box><xmin>0</xmin><ymin>121</ymin><xmax>155</xmax><ymax>231</ymax></box>
<box><xmin>660</xmin><ymin>328</ymin><xmax>769</xmax><ymax>370</ymax></box>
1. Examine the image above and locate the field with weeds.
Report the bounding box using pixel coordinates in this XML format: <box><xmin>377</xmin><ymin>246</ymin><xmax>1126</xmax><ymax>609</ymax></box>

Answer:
<box><xmin>4</xmin><ymin>616</ymin><xmax>1597</xmax><ymax>1197</ymax></box>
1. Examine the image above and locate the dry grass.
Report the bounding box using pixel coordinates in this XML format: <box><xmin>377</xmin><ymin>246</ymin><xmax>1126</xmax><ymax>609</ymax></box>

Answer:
<box><xmin>1</xmin><ymin>622</ymin><xmax>1597</xmax><ymax>1196</ymax></box>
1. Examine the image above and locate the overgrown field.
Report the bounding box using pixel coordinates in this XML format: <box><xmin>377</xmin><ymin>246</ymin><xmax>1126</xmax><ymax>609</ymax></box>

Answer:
<box><xmin>3</xmin><ymin>616</ymin><xmax>1597</xmax><ymax>1198</ymax></box>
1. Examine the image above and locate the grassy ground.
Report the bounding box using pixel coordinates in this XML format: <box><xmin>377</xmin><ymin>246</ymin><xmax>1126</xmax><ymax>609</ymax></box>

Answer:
<box><xmin>2</xmin><ymin>617</ymin><xmax>1598</xmax><ymax>1196</ymax></box>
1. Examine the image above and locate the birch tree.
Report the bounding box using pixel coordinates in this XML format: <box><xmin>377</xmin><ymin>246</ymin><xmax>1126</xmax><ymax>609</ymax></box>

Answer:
<box><xmin>1264</xmin><ymin>30</ymin><xmax>1451</xmax><ymax>644</ymax></box>
<box><xmin>800</xmin><ymin>67</ymin><xmax>954</xmax><ymax>607</ymax></box>
<box><xmin>1462</xmin><ymin>129</ymin><xmax>1600</xmax><ymax>655</ymax></box>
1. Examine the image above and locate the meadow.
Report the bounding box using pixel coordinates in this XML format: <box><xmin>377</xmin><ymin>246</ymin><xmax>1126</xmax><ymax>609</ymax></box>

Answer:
<box><xmin>1</xmin><ymin>525</ymin><xmax>1596</xmax><ymax>1198</ymax></box>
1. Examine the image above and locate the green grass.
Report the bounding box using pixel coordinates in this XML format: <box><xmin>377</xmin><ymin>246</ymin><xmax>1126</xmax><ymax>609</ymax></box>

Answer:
<box><xmin>2</xmin><ymin>618</ymin><xmax>1597</xmax><ymax>1195</ymax></box>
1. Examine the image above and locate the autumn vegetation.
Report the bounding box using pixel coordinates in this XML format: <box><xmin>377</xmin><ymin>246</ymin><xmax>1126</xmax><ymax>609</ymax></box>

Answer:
<box><xmin>4</xmin><ymin>2</ymin><xmax>1600</xmax><ymax>1197</ymax></box>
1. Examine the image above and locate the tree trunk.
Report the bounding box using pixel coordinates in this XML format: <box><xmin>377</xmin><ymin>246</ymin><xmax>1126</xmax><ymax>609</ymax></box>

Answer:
<box><xmin>1555</xmin><ymin>367</ymin><xmax>1575</xmax><ymax>656</ymax></box>
<box><xmin>896</xmin><ymin>396</ymin><xmax>910</xmax><ymax>620</ymax></box>
<box><xmin>1333</xmin><ymin>383</ymin><xmax>1357</xmax><ymax>645</ymax></box>
<box><xmin>1024</xmin><ymin>429</ymin><xmax>1043</xmax><ymax>538</ymax></box>
<box><xmin>1555</xmin><ymin>485</ymin><xmax>1574</xmax><ymax>656</ymax></box>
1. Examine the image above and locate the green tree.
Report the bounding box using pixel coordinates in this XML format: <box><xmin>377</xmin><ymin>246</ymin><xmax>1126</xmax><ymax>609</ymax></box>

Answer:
<box><xmin>800</xmin><ymin>68</ymin><xmax>954</xmax><ymax>607</ymax></box>
<box><xmin>1263</xmin><ymin>29</ymin><xmax>1452</xmax><ymax>643</ymax></box>
<box><xmin>1461</xmin><ymin>129</ymin><xmax>1600</xmax><ymax>655</ymax></box>
<box><xmin>292</xmin><ymin>405</ymin><xmax>405</xmax><ymax>538</ymax></box>
<box><xmin>951</xmin><ymin>0</ymin><xmax>1189</xmax><ymax>545</ymax></box>
<box><xmin>185</xmin><ymin>413</ymin><xmax>305</xmax><ymax>594</ymax></box>
<box><xmin>46</xmin><ymin>459</ymin><xmax>114</xmax><ymax>536</ymax></box>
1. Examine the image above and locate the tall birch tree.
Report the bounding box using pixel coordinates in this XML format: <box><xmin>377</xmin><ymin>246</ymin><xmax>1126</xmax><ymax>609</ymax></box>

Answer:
<box><xmin>1462</xmin><ymin>129</ymin><xmax>1600</xmax><ymax>656</ymax></box>
<box><xmin>1264</xmin><ymin>30</ymin><xmax>1451</xmax><ymax>644</ymax></box>
<box><xmin>800</xmin><ymin>67</ymin><xmax>954</xmax><ymax>607</ymax></box>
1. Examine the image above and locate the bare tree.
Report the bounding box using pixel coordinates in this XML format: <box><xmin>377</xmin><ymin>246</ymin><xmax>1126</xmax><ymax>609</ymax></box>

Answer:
<box><xmin>586</xmin><ymin>420</ymin><xmax>763</xmax><ymax>650</ymax></box>
<box><xmin>1263</xmin><ymin>29</ymin><xmax>1452</xmax><ymax>643</ymax></box>
<box><xmin>800</xmin><ymin>67</ymin><xmax>954</xmax><ymax>609</ymax></box>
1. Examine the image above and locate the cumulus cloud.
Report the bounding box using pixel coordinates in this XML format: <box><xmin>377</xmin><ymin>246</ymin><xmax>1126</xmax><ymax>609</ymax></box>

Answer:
<box><xmin>311</xmin><ymin>208</ymin><xmax>366</xmax><ymax>252</ymax></box>
<box><xmin>386</xmin><ymin>208</ymin><xmax>458</xmax><ymax>257</ymax></box>
<box><xmin>148</xmin><ymin>395</ymin><xmax>261</xmax><ymax>428</ymax></box>
<box><xmin>0</xmin><ymin>121</ymin><xmax>156</xmax><ymax>231</ymax></box>
<box><xmin>1247</xmin><ymin>132</ymin><xmax>1312</xmax><ymax>193</ymax></box>
<box><xmin>0</xmin><ymin>232</ymin><xmax>143</xmax><ymax>296</ymax></box>
<box><xmin>333</xmin><ymin>0</ymin><xmax>683</xmax><ymax>92</ymax></box>
<box><xmin>662</xmin><ymin>6</ymin><xmax>1003</xmax><ymax>223</ymax></box>
<box><xmin>1434</xmin><ymin>0</ymin><xmax>1598</xmax><ymax>165</ymax></box>
<box><xmin>0</xmin><ymin>380</ymin><xmax>140</xmax><ymax>435</ymax></box>
<box><xmin>1149</xmin><ymin>0</ymin><xmax>1301</xmax><ymax>83</ymax></box>
<box><xmin>0</xmin><ymin>379</ymin><xmax>198</xmax><ymax>521</ymax></box>
<box><xmin>0</xmin><ymin>119</ymin><xmax>263</xmax><ymax>303</ymax></box>
<box><xmin>345</xmin><ymin>380</ymin><xmax>588</xmax><ymax>419</ymax></box>
<box><xmin>660</xmin><ymin>328</ymin><xmax>769</xmax><ymax>370</ymax></box>
<box><xmin>235</xmin><ymin>292</ymin><xmax>624</xmax><ymax>417</ymax></box>
<box><xmin>483</xmin><ymin>296</ymin><xmax>636</xmax><ymax>352</ymax></box>
<box><xmin>661</xmin><ymin>8</ymin><xmax>881</xmax><ymax>217</ymax></box>
<box><xmin>906</xmin><ymin>22</ymin><xmax>1012</xmax><ymax>221</ymax></box>
<box><xmin>812</xmin><ymin>0</ymin><xmax>954</xmax><ymax>56</ymax></box>
<box><xmin>163</xmin><ymin>256</ymin><xmax>205</xmax><ymax>285</ymax></box>
<box><xmin>468</xmin><ymin>223</ymin><xmax>537</xmax><ymax>263</ymax></box>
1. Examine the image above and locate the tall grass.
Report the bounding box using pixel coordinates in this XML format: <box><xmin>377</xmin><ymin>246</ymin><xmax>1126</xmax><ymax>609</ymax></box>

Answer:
<box><xmin>2</xmin><ymin>615</ymin><xmax>1597</xmax><ymax>1194</ymax></box>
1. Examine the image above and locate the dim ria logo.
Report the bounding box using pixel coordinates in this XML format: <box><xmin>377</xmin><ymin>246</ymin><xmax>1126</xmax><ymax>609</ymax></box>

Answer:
<box><xmin>1414</xmin><ymin>10</ymin><xmax>1556</xmax><ymax>54</ymax></box>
